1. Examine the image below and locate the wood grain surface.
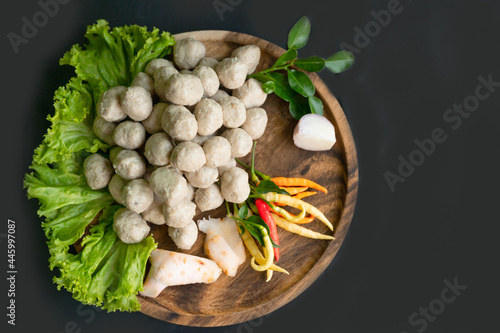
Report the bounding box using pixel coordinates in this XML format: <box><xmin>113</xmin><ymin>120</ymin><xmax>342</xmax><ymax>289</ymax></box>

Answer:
<box><xmin>137</xmin><ymin>30</ymin><xmax>359</xmax><ymax>327</ymax></box>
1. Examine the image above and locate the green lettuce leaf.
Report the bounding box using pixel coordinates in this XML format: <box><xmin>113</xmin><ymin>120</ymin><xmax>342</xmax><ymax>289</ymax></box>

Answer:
<box><xmin>33</xmin><ymin>77</ymin><xmax>107</xmax><ymax>165</ymax></box>
<box><xmin>50</xmin><ymin>206</ymin><xmax>157</xmax><ymax>312</ymax></box>
<box><xmin>60</xmin><ymin>19</ymin><xmax>175</xmax><ymax>102</ymax></box>
<box><xmin>25</xmin><ymin>166</ymin><xmax>111</xmax><ymax>217</ymax></box>
<box><xmin>24</xmin><ymin>20</ymin><xmax>175</xmax><ymax>312</ymax></box>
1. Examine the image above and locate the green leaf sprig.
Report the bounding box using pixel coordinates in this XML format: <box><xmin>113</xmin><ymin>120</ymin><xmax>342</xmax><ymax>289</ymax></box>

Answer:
<box><xmin>227</xmin><ymin>141</ymin><xmax>285</xmax><ymax>248</ymax></box>
<box><xmin>226</xmin><ymin>201</ymin><xmax>278</xmax><ymax>248</ymax></box>
<box><xmin>249</xmin><ymin>16</ymin><xmax>355</xmax><ymax>120</ymax></box>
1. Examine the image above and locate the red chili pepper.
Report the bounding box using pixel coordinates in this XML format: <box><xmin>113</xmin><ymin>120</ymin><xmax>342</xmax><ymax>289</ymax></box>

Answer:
<box><xmin>255</xmin><ymin>199</ymin><xmax>280</xmax><ymax>261</ymax></box>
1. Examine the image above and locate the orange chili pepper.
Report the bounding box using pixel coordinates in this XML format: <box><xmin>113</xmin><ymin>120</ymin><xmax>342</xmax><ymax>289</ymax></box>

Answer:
<box><xmin>292</xmin><ymin>191</ymin><xmax>317</xmax><ymax>201</ymax></box>
<box><xmin>280</xmin><ymin>186</ymin><xmax>308</xmax><ymax>195</ymax></box>
<box><xmin>271</xmin><ymin>177</ymin><xmax>327</xmax><ymax>194</ymax></box>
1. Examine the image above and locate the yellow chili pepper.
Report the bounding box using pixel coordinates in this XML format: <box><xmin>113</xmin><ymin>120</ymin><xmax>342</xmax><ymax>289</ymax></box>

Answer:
<box><xmin>260</xmin><ymin>192</ymin><xmax>333</xmax><ymax>231</ymax></box>
<box><xmin>272</xmin><ymin>214</ymin><xmax>334</xmax><ymax>240</ymax></box>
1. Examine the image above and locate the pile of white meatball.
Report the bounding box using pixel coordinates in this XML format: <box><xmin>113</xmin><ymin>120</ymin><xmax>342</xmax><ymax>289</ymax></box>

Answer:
<box><xmin>83</xmin><ymin>37</ymin><xmax>269</xmax><ymax>250</ymax></box>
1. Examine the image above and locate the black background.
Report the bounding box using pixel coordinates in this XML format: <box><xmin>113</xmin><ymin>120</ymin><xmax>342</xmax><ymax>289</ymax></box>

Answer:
<box><xmin>2</xmin><ymin>0</ymin><xmax>499</xmax><ymax>332</ymax></box>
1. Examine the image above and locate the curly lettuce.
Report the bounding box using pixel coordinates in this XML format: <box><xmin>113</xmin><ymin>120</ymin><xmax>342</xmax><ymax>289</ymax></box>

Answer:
<box><xmin>23</xmin><ymin>20</ymin><xmax>174</xmax><ymax>312</ymax></box>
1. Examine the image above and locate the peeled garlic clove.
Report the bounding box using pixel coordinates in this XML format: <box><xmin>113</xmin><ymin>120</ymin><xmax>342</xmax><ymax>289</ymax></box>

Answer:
<box><xmin>293</xmin><ymin>114</ymin><xmax>336</xmax><ymax>151</ymax></box>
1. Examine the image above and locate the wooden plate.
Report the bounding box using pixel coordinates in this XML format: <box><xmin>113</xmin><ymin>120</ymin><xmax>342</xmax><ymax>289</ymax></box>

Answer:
<box><xmin>138</xmin><ymin>30</ymin><xmax>359</xmax><ymax>327</ymax></box>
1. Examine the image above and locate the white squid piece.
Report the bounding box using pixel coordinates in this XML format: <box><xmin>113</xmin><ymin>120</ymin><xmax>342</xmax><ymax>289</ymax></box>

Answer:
<box><xmin>140</xmin><ymin>249</ymin><xmax>222</xmax><ymax>298</ymax></box>
<box><xmin>197</xmin><ymin>217</ymin><xmax>246</xmax><ymax>277</ymax></box>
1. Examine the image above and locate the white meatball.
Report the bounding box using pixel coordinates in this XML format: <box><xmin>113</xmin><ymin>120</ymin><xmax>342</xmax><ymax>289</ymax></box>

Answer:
<box><xmin>241</xmin><ymin>107</ymin><xmax>268</xmax><ymax>140</ymax></box>
<box><xmin>232</xmin><ymin>78</ymin><xmax>267</xmax><ymax>109</ymax></box>
<box><xmin>193</xmin><ymin>66</ymin><xmax>220</xmax><ymax>97</ymax></box>
<box><xmin>93</xmin><ymin>116</ymin><xmax>116</xmax><ymax>145</ymax></box>
<box><xmin>221</xmin><ymin>128</ymin><xmax>253</xmax><ymax>158</ymax></box>
<box><xmin>164</xmin><ymin>74</ymin><xmax>204</xmax><ymax>106</ymax></box>
<box><xmin>231</xmin><ymin>45</ymin><xmax>261</xmax><ymax>74</ymax></box>
<box><xmin>96</xmin><ymin>86</ymin><xmax>127</xmax><ymax>122</ymax></box>
<box><xmin>145</xmin><ymin>58</ymin><xmax>174</xmax><ymax>76</ymax></box>
<box><xmin>170</xmin><ymin>141</ymin><xmax>206</xmax><ymax>173</ymax></box>
<box><xmin>113</xmin><ymin>208</ymin><xmax>150</xmax><ymax>244</ymax></box>
<box><xmin>168</xmin><ymin>220</ymin><xmax>198</xmax><ymax>250</ymax></box>
<box><xmin>113</xmin><ymin>149</ymin><xmax>147</xmax><ymax>180</ymax></box>
<box><xmin>144</xmin><ymin>132</ymin><xmax>174</xmax><ymax>166</ymax></box>
<box><xmin>217</xmin><ymin>157</ymin><xmax>236</xmax><ymax>177</ymax></box>
<box><xmin>195</xmin><ymin>184</ymin><xmax>224</xmax><ymax>212</ymax></box>
<box><xmin>141</xmin><ymin>194</ymin><xmax>166</xmax><ymax>225</ymax></box>
<box><xmin>83</xmin><ymin>153</ymin><xmax>114</xmax><ymax>190</ymax></box>
<box><xmin>142</xmin><ymin>102</ymin><xmax>168</xmax><ymax>134</ymax></box>
<box><xmin>173</xmin><ymin>38</ymin><xmax>206</xmax><ymax>70</ymax></box>
<box><xmin>210</xmin><ymin>89</ymin><xmax>230</xmax><ymax>103</ymax></box>
<box><xmin>185</xmin><ymin>165</ymin><xmax>219</xmax><ymax>189</ymax></box>
<box><xmin>220</xmin><ymin>96</ymin><xmax>246</xmax><ymax>128</ymax></box>
<box><xmin>163</xmin><ymin>199</ymin><xmax>196</xmax><ymax>228</ymax></box>
<box><xmin>113</xmin><ymin>120</ymin><xmax>146</xmax><ymax>150</ymax></box>
<box><xmin>215</xmin><ymin>57</ymin><xmax>248</xmax><ymax>89</ymax></box>
<box><xmin>198</xmin><ymin>57</ymin><xmax>219</xmax><ymax>69</ymax></box>
<box><xmin>108</xmin><ymin>174</ymin><xmax>128</xmax><ymax>205</ymax></box>
<box><xmin>149</xmin><ymin>166</ymin><xmax>188</xmax><ymax>205</ymax></box>
<box><xmin>120</xmin><ymin>86</ymin><xmax>153</xmax><ymax>121</ymax></box>
<box><xmin>203</xmin><ymin>136</ymin><xmax>232</xmax><ymax>168</ymax></box>
<box><xmin>220</xmin><ymin>167</ymin><xmax>250</xmax><ymax>204</ymax></box>
<box><xmin>122</xmin><ymin>179</ymin><xmax>155</xmax><ymax>214</ymax></box>
<box><xmin>161</xmin><ymin>104</ymin><xmax>198</xmax><ymax>141</ymax></box>
<box><xmin>193</xmin><ymin>98</ymin><xmax>223</xmax><ymax>136</ymax></box>
<box><xmin>131</xmin><ymin>72</ymin><xmax>155</xmax><ymax>96</ymax></box>
<box><xmin>153</xmin><ymin>66</ymin><xmax>179</xmax><ymax>100</ymax></box>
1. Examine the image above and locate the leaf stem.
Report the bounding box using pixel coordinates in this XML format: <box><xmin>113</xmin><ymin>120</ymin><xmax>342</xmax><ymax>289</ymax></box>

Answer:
<box><xmin>225</xmin><ymin>200</ymin><xmax>232</xmax><ymax>217</ymax></box>
<box><xmin>249</xmin><ymin>63</ymin><xmax>293</xmax><ymax>78</ymax></box>
<box><xmin>250</xmin><ymin>141</ymin><xmax>260</xmax><ymax>184</ymax></box>
<box><xmin>235</xmin><ymin>159</ymin><xmax>271</xmax><ymax>181</ymax></box>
